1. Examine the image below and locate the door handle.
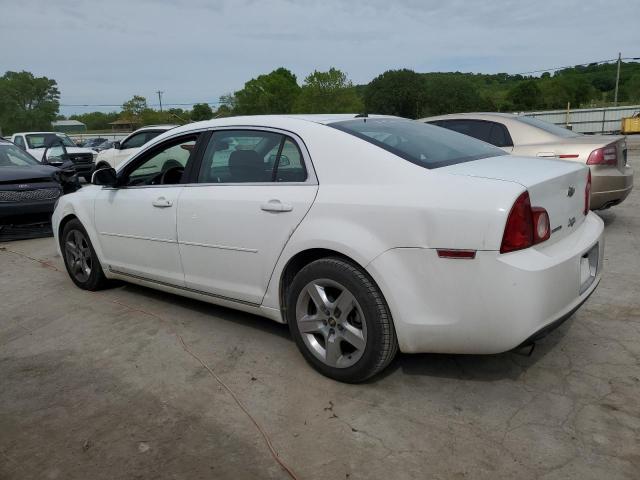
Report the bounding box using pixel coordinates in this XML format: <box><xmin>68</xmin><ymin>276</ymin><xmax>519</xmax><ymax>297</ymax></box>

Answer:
<box><xmin>152</xmin><ymin>197</ymin><xmax>173</xmax><ymax>208</ymax></box>
<box><xmin>260</xmin><ymin>199</ymin><xmax>293</xmax><ymax>212</ymax></box>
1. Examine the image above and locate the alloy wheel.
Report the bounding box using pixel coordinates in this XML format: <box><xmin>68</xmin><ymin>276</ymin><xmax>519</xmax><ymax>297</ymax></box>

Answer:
<box><xmin>295</xmin><ymin>278</ymin><xmax>367</xmax><ymax>368</ymax></box>
<box><xmin>64</xmin><ymin>229</ymin><xmax>92</xmax><ymax>283</ymax></box>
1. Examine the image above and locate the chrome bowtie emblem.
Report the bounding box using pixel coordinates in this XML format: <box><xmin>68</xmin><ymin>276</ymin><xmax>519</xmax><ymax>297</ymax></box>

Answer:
<box><xmin>567</xmin><ymin>186</ymin><xmax>575</xmax><ymax>197</ymax></box>
<box><xmin>17</xmin><ymin>184</ymin><xmax>30</xmax><ymax>189</ymax></box>
<box><xmin>568</xmin><ymin>217</ymin><xmax>576</xmax><ymax>227</ymax></box>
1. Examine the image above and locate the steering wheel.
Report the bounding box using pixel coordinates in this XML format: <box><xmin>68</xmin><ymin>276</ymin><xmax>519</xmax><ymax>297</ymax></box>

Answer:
<box><xmin>160</xmin><ymin>165</ymin><xmax>184</xmax><ymax>185</ymax></box>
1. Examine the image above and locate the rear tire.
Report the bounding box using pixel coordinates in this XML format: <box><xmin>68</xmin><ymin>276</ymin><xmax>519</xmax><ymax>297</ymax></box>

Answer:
<box><xmin>286</xmin><ymin>257</ymin><xmax>397</xmax><ymax>383</ymax></box>
<box><xmin>61</xmin><ymin>219</ymin><xmax>108</xmax><ymax>291</ymax></box>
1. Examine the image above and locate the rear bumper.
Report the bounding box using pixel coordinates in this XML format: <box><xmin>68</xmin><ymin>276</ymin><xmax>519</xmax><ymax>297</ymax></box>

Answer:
<box><xmin>366</xmin><ymin>212</ymin><xmax>604</xmax><ymax>354</ymax></box>
<box><xmin>591</xmin><ymin>165</ymin><xmax>633</xmax><ymax>209</ymax></box>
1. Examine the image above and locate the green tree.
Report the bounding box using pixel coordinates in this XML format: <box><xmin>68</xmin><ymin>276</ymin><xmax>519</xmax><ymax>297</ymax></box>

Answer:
<box><xmin>423</xmin><ymin>76</ymin><xmax>493</xmax><ymax>115</ymax></box>
<box><xmin>293</xmin><ymin>68</ymin><xmax>363</xmax><ymax>113</ymax></box>
<box><xmin>191</xmin><ymin>103</ymin><xmax>213</xmax><ymax>121</ymax></box>
<box><xmin>507</xmin><ymin>80</ymin><xmax>543</xmax><ymax>110</ymax></box>
<box><xmin>0</xmin><ymin>70</ymin><xmax>60</xmax><ymax>134</ymax></box>
<box><xmin>121</xmin><ymin>95</ymin><xmax>148</xmax><ymax>119</ymax></box>
<box><xmin>69</xmin><ymin>111</ymin><xmax>119</xmax><ymax>130</ymax></box>
<box><xmin>364</xmin><ymin>69</ymin><xmax>426</xmax><ymax>118</ymax></box>
<box><xmin>233</xmin><ymin>68</ymin><xmax>300</xmax><ymax>115</ymax></box>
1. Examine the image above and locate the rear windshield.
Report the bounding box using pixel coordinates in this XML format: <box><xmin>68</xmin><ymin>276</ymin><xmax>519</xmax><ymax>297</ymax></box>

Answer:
<box><xmin>329</xmin><ymin>118</ymin><xmax>506</xmax><ymax>169</ymax></box>
<box><xmin>515</xmin><ymin>116</ymin><xmax>581</xmax><ymax>138</ymax></box>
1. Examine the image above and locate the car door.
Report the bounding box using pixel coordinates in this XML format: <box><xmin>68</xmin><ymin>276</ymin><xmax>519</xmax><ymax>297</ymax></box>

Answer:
<box><xmin>177</xmin><ymin>128</ymin><xmax>318</xmax><ymax>305</ymax></box>
<box><xmin>94</xmin><ymin>132</ymin><xmax>202</xmax><ymax>284</ymax></box>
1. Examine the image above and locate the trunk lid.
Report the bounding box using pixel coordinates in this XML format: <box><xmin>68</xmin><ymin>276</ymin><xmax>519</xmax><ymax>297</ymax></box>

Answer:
<box><xmin>442</xmin><ymin>155</ymin><xmax>589</xmax><ymax>243</ymax></box>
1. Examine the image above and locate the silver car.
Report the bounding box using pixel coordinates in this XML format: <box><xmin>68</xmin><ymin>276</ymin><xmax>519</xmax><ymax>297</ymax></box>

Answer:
<box><xmin>421</xmin><ymin>112</ymin><xmax>633</xmax><ymax>210</ymax></box>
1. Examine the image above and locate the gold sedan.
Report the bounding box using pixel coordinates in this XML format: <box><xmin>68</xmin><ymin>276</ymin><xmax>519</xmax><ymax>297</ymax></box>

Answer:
<box><xmin>422</xmin><ymin>112</ymin><xmax>633</xmax><ymax>210</ymax></box>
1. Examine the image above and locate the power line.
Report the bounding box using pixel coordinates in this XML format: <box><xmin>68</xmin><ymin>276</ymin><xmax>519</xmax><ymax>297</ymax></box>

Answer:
<box><xmin>513</xmin><ymin>56</ymin><xmax>640</xmax><ymax>76</ymax></box>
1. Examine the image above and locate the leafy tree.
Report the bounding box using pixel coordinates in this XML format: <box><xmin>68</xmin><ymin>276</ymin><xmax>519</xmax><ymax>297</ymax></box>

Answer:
<box><xmin>294</xmin><ymin>68</ymin><xmax>363</xmax><ymax>113</ymax></box>
<box><xmin>423</xmin><ymin>76</ymin><xmax>493</xmax><ymax>115</ymax></box>
<box><xmin>191</xmin><ymin>103</ymin><xmax>213</xmax><ymax>121</ymax></box>
<box><xmin>70</xmin><ymin>111</ymin><xmax>119</xmax><ymax>130</ymax></box>
<box><xmin>121</xmin><ymin>95</ymin><xmax>148</xmax><ymax>119</ymax></box>
<box><xmin>233</xmin><ymin>68</ymin><xmax>300</xmax><ymax>115</ymax></box>
<box><xmin>507</xmin><ymin>80</ymin><xmax>543</xmax><ymax>110</ymax></box>
<box><xmin>0</xmin><ymin>70</ymin><xmax>60</xmax><ymax>134</ymax></box>
<box><xmin>364</xmin><ymin>69</ymin><xmax>426</xmax><ymax>118</ymax></box>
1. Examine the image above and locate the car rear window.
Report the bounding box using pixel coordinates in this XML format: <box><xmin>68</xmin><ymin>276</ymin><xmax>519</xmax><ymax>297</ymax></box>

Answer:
<box><xmin>515</xmin><ymin>116</ymin><xmax>581</xmax><ymax>138</ymax></box>
<box><xmin>329</xmin><ymin>118</ymin><xmax>506</xmax><ymax>169</ymax></box>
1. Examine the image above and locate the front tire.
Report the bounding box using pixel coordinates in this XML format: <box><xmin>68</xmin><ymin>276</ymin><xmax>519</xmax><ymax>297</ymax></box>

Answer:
<box><xmin>61</xmin><ymin>219</ymin><xmax>108</xmax><ymax>290</ymax></box>
<box><xmin>287</xmin><ymin>257</ymin><xmax>397</xmax><ymax>383</ymax></box>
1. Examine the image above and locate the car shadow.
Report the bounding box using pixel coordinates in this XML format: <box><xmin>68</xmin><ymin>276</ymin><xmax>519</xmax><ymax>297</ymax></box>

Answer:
<box><xmin>597</xmin><ymin>209</ymin><xmax>616</xmax><ymax>227</ymax></box>
<box><xmin>114</xmin><ymin>281</ymin><xmax>573</xmax><ymax>384</ymax></box>
<box><xmin>114</xmin><ymin>282</ymin><xmax>292</xmax><ymax>340</ymax></box>
<box><xmin>369</xmin><ymin>317</ymin><xmax>574</xmax><ymax>383</ymax></box>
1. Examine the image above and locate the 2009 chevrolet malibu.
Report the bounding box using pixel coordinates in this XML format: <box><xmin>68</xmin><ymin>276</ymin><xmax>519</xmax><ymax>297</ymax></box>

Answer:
<box><xmin>52</xmin><ymin>115</ymin><xmax>604</xmax><ymax>382</ymax></box>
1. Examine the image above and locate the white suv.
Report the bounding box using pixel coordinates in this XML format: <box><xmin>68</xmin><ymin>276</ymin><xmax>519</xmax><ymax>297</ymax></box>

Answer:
<box><xmin>95</xmin><ymin>125</ymin><xmax>176</xmax><ymax>170</ymax></box>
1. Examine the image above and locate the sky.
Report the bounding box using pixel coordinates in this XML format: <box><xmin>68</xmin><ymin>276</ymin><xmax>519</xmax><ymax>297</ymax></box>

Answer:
<box><xmin>1</xmin><ymin>0</ymin><xmax>639</xmax><ymax>116</ymax></box>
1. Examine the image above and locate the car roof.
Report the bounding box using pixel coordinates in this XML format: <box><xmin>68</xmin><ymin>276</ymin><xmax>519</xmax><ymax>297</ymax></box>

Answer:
<box><xmin>12</xmin><ymin>131</ymin><xmax>71</xmax><ymax>135</ymax></box>
<box><xmin>132</xmin><ymin>124</ymin><xmax>178</xmax><ymax>132</ymax></box>
<box><xmin>420</xmin><ymin>112</ymin><xmax>518</xmax><ymax>122</ymax></box>
<box><xmin>166</xmin><ymin>114</ymin><xmax>396</xmax><ymax>132</ymax></box>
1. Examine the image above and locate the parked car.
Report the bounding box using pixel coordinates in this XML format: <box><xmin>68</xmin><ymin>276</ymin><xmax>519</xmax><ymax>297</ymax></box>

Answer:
<box><xmin>94</xmin><ymin>125</ymin><xmax>176</xmax><ymax>170</ymax></box>
<box><xmin>53</xmin><ymin>115</ymin><xmax>602</xmax><ymax>382</ymax></box>
<box><xmin>81</xmin><ymin>137</ymin><xmax>109</xmax><ymax>150</ymax></box>
<box><xmin>93</xmin><ymin>140</ymin><xmax>115</xmax><ymax>152</ymax></box>
<box><xmin>0</xmin><ymin>138</ymin><xmax>63</xmax><ymax>225</ymax></box>
<box><xmin>11</xmin><ymin>132</ymin><xmax>96</xmax><ymax>182</ymax></box>
<box><xmin>421</xmin><ymin>113</ymin><xmax>633</xmax><ymax>210</ymax></box>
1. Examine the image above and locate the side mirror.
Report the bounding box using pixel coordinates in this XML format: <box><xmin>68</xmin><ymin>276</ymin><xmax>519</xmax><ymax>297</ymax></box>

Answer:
<box><xmin>112</xmin><ymin>141</ymin><xmax>121</xmax><ymax>150</ymax></box>
<box><xmin>268</xmin><ymin>154</ymin><xmax>290</xmax><ymax>167</ymax></box>
<box><xmin>92</xmin><ymin>167</ymin><xmax>118</xmax><ymax>187</ymax></box>
<box><xmin>42</xmin><ymin>139</ymin><xmax>68</xmax><ymax>166</ymax></box>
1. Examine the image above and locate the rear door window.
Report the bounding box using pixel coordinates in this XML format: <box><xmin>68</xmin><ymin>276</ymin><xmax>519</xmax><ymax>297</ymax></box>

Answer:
<box><xmin>196</xmin><ymin>130</ymin><xmax>307</xmax><ymax>183</ymax></box>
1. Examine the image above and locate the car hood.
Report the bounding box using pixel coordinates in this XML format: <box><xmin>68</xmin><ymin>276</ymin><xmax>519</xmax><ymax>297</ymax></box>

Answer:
<box><xmin>0</xmin><ymin>165</ymin><xmax>59</xmax><ymax>183</ymax></box>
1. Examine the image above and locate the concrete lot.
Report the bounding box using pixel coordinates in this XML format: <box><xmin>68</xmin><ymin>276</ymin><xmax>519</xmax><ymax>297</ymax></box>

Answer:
<box><xmin>1</xmin><ymin>138</ymin><xmax>639</xmax><ymax>480</ymax></box>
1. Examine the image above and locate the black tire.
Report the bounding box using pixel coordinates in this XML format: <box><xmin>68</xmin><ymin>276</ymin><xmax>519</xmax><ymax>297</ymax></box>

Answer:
<box><xmin>61</xmin><ymin>218</ymin><xmax>108</xmax><ymax>291</ymax></box>
<box><xmin>286</xmin><ymin>257</ymin><xmax>398</xmax><ymax>383</ymax></box>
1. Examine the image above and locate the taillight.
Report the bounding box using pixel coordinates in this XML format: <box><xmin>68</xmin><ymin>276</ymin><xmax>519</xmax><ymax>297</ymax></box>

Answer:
<box><xmin>500</xmin><ymin>191</ymin><xmax>550</xmax><ymax>254</ymax></box>
<box><xmin>584</xmin><ymin>169</ymin><xmax>591</xmax><ymax>215</ymax></box>
<box><xmin>501</xmin><ymin>192</ymin><xmax>533</xmax><ymax>253</ymax></box>
<box><xmin>586</xmin><ymin>144</ymin><xmax>617</xmax><ymax>165</ymax></box>
<box><xmin>531</xmin><ymin>207</ymin><xmax>550</xmax><ymax>243</ymax></box>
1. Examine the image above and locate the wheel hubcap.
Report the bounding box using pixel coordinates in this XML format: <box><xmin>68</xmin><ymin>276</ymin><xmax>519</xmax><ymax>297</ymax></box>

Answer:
<box><xmin>64</xmin><ymin>229</ymin><xmax>92</xmax><ymax>282</ymax></box>
<box><xmin>295</xmin><ymin>279</ymin><xmax>367</xmax><ymax>368</ymax></box>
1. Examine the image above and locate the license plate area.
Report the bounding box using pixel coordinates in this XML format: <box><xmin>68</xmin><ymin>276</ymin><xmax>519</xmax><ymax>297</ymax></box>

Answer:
<box><xmin>579</xmin><ymin>243</ymin><xmax>598</xmax><ymax>294</ymax></box>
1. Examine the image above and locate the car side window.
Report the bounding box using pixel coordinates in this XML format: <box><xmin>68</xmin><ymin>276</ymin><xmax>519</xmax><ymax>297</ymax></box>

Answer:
<box><xmin>121</xmin><ymin>134</ymin><xmax>199</xmax><ymax>187</ymax></box>
<box><xmin>488</xmin><ymin>123</ymin><xmax>513</xmax><ymax>148</ymax></box>
<box><xmin>196</xmin><ymin>130</ymin><xmax>307</xmax><ymax>183</ymax></box>
<box><xmin>274</xmin><ymin>138</ymin><xmax>306</xmax><ymax>182</ymax></box>
<box><xmin>13</xmin><ymin>136</ymin><xmax>25</xmax><ymax>149</ymax></box>
<box><xmin>440</xmin><ymin>120</ymin><xmax>493</xmax><ymax>143</ymax></box>
<box><xmin>121</xmin><ymin>131</ymin><xmax>156</xmax><ymax>150</ymax></box>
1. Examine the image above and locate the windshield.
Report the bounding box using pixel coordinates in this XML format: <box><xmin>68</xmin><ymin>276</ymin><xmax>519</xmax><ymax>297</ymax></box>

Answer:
<box><xmin>329</xmin><ymin>118</ymin><xmax>506</xmax><ymax>169</ymax></box>
<box><xmin>0</xmin><ymin>144</ymin><xmax>40</xmax><ymax>167</ymax></box>
<box><xmin>26</xmin><ymin>134</ymin><xmax>76</xmax><ymax>149</ymax></box>
<box><xmin>516</xmin><ymin>116</ymin><xmax>581</xmax><ymax>138</ymax></box>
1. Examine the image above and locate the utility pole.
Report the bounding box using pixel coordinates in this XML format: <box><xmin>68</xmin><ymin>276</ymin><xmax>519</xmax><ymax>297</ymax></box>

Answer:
<box><xmin>613</xmin><ymin>53</ymin><xmax>621</xmax><ymax>107</ymax></box>
<box><xmin>156</xmin><ymin>90</ymin><xmax>164</xmax><ymax>112</ymax></box>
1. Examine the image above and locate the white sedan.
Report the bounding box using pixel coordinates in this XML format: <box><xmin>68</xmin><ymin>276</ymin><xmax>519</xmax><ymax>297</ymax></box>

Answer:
<box><xmin>52</xmin><ymin>115</ymin><xmax>603</xmax><ymax>382</ymax></box>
